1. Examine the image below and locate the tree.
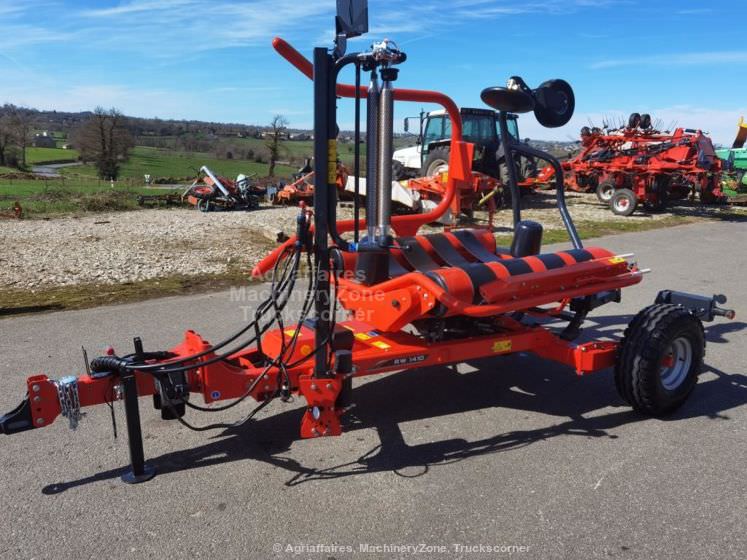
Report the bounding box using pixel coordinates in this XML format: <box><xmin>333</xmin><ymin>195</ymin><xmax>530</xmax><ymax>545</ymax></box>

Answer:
<box><xmin>0</xmin><ymin>106</ymin><xmax>16</xmax><ymax>167</ymax></box>
<box><xmin>72</xmin><ymin>107</ymin><xmax>134</xmax><ymax>180</ymax></box>
<box><xmin>8</xmin><ymin>105</ymin><xmax>33</xmax><ymax>168</ymax></box>
<box><xmin>265</xmin><ymin>115</ymin><xmax>288</xmax><ymax>177</ymax></box>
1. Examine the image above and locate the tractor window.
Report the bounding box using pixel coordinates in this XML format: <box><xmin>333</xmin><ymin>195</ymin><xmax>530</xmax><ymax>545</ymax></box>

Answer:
<box><xmin>462</xmin><ymin>114</ymin><xmax>497</xmax><ymax>144</ymax></box>
<box><xmin>498</xmin><ymin>118</ymin><xmax>520</xmax><ymax>141</ymax></box>
<box><xmin>423</xmin><ymin>116</ymin><xmax>446</xmax><ymax>145</ymax></box>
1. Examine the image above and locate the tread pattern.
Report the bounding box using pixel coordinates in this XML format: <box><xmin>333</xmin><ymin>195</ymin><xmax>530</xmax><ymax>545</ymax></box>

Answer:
<box><xmin>615</xmin><ymin>304</ymin><xmax>705</xmax><ymax>416</ymax></box>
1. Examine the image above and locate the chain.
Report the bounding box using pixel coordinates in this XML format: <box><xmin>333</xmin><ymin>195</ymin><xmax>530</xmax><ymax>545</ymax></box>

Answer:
<box><xmin>55</xmin><ymin>376</ymin><xmax>83</xmax><ymax>430</ymax></box>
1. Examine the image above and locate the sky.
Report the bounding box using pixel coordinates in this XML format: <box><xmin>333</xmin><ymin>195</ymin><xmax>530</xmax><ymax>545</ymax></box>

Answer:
<box><xmin>1</xmin><ymin>0</ymin><xmax>746</xmax><ymax>144</ymax></box>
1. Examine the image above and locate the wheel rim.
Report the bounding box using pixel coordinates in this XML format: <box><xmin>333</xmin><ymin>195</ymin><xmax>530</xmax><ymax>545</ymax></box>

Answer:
<box><xmin>600</xmin><ymin>185</ymin><xmax>614</xmax><ymax>201</ymax></box>
<box><xmin>427</xmin><ymin>160</ymin><xmax>448</xmax><ymax>176</ymax></box>
<box><xmin>659</xmin><ymin>337</ymin><xmax>693</xmax><ymax>391</ymax></box>
<box><xmin>615</xmin><ymin>197</ymin><xmax>629</xmax><ymax>211</ymax></box>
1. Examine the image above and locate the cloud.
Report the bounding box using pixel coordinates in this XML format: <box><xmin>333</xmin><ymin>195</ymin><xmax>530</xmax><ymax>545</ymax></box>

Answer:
<box><xmin>591</xmin><ymin>51</ymin><xmax>747</xmax><ymax>70</ymax></box>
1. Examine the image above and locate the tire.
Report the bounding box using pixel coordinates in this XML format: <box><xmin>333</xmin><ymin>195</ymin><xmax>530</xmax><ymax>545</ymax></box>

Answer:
<box><xmin>646</xmin><ymin>175</ymin><xmax>670</xmax><ymax>212</ymax></box>
<box><xmin>610</xmin><ymin>188</ymin><xmax>637</xmax><ymax>216</ymax></box>
<box><xmin>421</xmin><ymin>147</ymin><xmax>450</xmax><ymax>177</ymax></box>
<box><xmin>628</xmin><ymin>112</ymin><xmax>641</xmax><ymax>129</ymax></box>
<box><xmin>640</xmin><ymin>113</ymin><xmax>652</xmax><ymax>130</ymax></box>
<box><xmin>615</xmin><ymin>304</ymin><xmax>705</xmax><ymax>416</ymax></box>
<box><xmin>596</xmin><ymin>179</ymin><xmax>616</xmax><ymax>203</ymax></box>
<box><xmin>392</xmin><ymin>159</ymin><xmax>408</xmax><ymax>181</ymax></box>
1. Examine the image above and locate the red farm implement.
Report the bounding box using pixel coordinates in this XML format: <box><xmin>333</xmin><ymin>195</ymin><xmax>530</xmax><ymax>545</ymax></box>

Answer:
<box><xmin>0</xmin><ymin>201</ymin><xmax>22</xmax><ymax>219</ymax></box>
<box><xmin>184</xmin><ymin>166</ymin><xmax>264</xmax><ymax>212</ymax></box>
<box><xmin>0</xmin><ymin>3</ymin><xmax>734</xmax><ymax>486</ymax></box>
<box><xmin>550</xmin><ymin>114</ymin><xmax>724</xmax><ymax>216</ymax></box>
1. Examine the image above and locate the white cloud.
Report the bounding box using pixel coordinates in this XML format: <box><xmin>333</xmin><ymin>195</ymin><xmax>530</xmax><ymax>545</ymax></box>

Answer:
<box><xmin>591</xmin><ymin>51</ymin><xmax>747</xmax><ymax>70</ymax></box>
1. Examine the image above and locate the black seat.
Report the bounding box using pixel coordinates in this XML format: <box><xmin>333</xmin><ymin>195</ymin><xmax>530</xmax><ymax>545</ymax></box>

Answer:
<box><xmin>480</xmin><ymin>87</ymin><xmax>534</xmax><ymax>113</ymax></box>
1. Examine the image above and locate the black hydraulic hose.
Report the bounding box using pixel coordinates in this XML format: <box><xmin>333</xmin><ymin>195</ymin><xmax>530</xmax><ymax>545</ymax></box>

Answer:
<box><xmin>510</xmin><ymin>142</ymin><xmax>583</xmax><ymax>250</ymax></box>
<box><xmin>91</xmin><ymin>245</ymin><xmax>302</xmax><ymax>376</ymax></box>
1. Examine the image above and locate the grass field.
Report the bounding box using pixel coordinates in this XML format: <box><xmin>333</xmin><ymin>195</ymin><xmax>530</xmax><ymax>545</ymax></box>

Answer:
<box><xmin>0</xmin><ymin>177</ymin><xmax>181</xmax><ymax>215</ymax></box>
<box><xmin>61</xmin><ymin>146</ymin><xmax>296</xmax><ymax>182</ymax></box>
<box><xmin>25</xmin><ymin>147</ymin><xmax>79</xmax><ymax>165</ymax></box>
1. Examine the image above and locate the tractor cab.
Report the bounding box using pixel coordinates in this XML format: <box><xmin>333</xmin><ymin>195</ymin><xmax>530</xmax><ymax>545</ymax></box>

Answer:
<box><xmin>393</xmin><ymin>107</ymin><xmax>519</xmax><ymax>179</ymax></box>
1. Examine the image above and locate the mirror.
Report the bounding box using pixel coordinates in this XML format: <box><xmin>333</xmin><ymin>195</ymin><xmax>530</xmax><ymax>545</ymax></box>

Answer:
<box><xmin>336</xmin><ymin>0</ymin><xmax>368</xmax><ymax>38</ymax></box>
<box><xmin>404</xmin><ymin>118</ymin><xmax>410</xmax><ymax>133</ymax></box>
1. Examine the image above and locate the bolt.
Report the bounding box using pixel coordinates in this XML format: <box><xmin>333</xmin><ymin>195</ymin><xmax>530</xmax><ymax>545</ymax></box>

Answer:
<box><xmin>36</xmin><ymin>418</ymin><xmax>45</xmax><ymax>426</ymax></box>
<box><xmin>33</xmin><ymin>396</ymin><xmax>41</xmax><ymax>403</ymax></box>
<box><xmin>310</xmin><ymin>383</ymin><xmax>317</xmax><ymax>391</ymax></box>
<box><xmin>326</xmin><ymin>383</ymin><xmax>333</xmax><ymax>390</ymax></box>
<box><xmin>264</xmin><ymin>384</ymin><xmax>270</xmax><ymax>391</ymax></box>
<box><xmin>32</xmin><ymin>384</ymin><xmax>40</xmax><ymax>393</ymax></box>
<box><xmin>263</xmin><ymin>374</ymin><xmax>269</xmax><ymax>380</ymax></box>
<box><xmin>311</xmin><ymin>427</ymin><xmax>320</xmax><ymax>436</ymax></box>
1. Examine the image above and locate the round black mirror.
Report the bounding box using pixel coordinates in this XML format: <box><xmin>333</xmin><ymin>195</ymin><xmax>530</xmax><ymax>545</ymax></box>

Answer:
<box><xmin>533</xmin><ymin>79</ymin><xmax>575</xmax><ymax>128</ymax></box>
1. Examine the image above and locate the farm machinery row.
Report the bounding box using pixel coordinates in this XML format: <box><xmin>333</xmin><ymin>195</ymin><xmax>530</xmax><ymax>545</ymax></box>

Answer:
<box><xmin>556</xmin><ymin>113</ymin><xmax>724</xmax><ymax>216</ymax></box>
<box><xmin>0</xmin><ymin>2</ymin><xmax>734</xmax><ymax>487</ymax></box>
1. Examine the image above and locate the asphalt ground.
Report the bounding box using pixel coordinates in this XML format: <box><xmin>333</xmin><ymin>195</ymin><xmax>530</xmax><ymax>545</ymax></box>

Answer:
<box><xmin>0</xmin><ymin>219</ymin><xmax>745</xmax><ymax>560</ymax></box>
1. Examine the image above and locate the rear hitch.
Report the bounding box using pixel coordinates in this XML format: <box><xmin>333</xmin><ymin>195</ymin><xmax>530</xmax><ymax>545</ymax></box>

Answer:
<box><xmin>0</xmin><ymin>397</ymin><xmax>35</xmax><ymax>435</ymax></box>
<box><xmin>655</xmin><ymin>290</ymin><xmax>736</xmax><ymax>322</ymax></box>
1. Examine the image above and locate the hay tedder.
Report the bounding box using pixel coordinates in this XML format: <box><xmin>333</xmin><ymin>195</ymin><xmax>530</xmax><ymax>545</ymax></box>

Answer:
<box><xmin>183</xmin><ymin>166</ymin><xmax>264</xmax><ymax>212</ymax></box>
<box><xmin>0</xmin><ymin>2</ymin><xmax>735</xmax><ymax>485</ymax></box>
<box><xmin>550</xmin><ymin>114</ymin><xmax>724</xmax><ymax>215</ymax></box>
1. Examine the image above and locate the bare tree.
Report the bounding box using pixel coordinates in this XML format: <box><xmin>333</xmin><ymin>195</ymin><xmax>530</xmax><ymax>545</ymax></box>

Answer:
<box><xmin>0</xmin><ymin>106</ymin><xmax>16</xmax><ymax>167</ymax></box>
<box><xmin>265</xmin><ymin>115</ymin><xmax>288</xmax><ymax>177</ymax></box>
<box><xmin>0</xmin><ymin>104</ymin><xmax>34</xmax><ymax>168</ymax></box>
<box><xmin>72</xmin><ymin>107</ymin><xmax>134</xmax><ymax>180</ymax></box>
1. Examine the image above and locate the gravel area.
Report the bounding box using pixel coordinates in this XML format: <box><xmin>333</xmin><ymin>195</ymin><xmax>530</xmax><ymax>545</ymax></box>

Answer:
<box><xmin>0</xmin><ymin>207</ymin><xmax>297</xmax><ymax>290</ymax></box>
<box><xmin>1</xmin><ymin>194</ymin><xmax>742</xmax><ymax>291</ymax></box>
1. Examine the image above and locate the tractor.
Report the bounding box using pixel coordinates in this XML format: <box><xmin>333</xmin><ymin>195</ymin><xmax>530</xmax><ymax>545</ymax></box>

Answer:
<box><xmin>392</xmin><ymin>108</ymin><xmax>522</xmax><ymax>179</ymax></box>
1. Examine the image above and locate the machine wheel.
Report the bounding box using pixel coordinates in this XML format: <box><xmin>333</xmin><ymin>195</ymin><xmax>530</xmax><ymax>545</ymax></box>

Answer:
<box><xmin>610</xmin><ymin>188</ymin><xmax>637</xmax><ymax>216</ymax></box>
<box><xmin>422</xmin><ymin>147</ymin><xmax>450</xmax><ymax>177</ymax></box>
<box><xmin>640</xmin><ymin>113</ymin><xmax>652</xmax><ymax>129</ymax></box>
<box><xmin>596</xmin><ymin>180</ymin><xmax>616</xmax><ymax>203</ymax></box>
<box><xmin>628</xmin><ymin>112</ymin><xmax>641</xmax><ymax>129</ymax></box>
<box><xmin>615</xmin><ymin>304</ymin><xmax>704</xmax><ymax>416</ymax></box>
<box><xmin>198</xmin><ymin>199</ymin><xmax>213</xmax><ymax>213</ymax></box>
<box><xmin>392</xmin><ymin>160</ymin><xmax>408</xmax><ymax>181</ymax></box>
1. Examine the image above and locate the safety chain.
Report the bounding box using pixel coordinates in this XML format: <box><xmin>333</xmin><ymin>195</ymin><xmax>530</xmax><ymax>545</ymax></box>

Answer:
<box><xmin>55</xmin><ymin>376</ymin><xmax>83</xmax><ymax>430</ymax></box>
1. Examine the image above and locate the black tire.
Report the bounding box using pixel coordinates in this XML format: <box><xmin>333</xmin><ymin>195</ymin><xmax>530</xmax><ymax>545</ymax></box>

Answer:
<box><xmin>421</xmin><ymin>146</ymin><xmax>450</xmax><ymax>177</ymax></box>
<box><xmin>640</xmin><ymin>113</ymin><xmax>652</xmax><ymax>130</ymax></box>
<box><xmin>580</xmin><ymin>126</ymin><xmax>591</xmax><ymax>137</ymax></box>
<box><xmin>534</xmin><ymin>79</ymin><xmax>575</xmax><ymax>128</ymax></box>
<box><xmin>646</xmin><ymin>175</ymin><xmax>670</xmax><ymax>212</ymax></box>
<box><xmin>596</xmin><ymin>179</ymin><xmax>616</xmax><ymax>202</ymax></box>
<box><xmin>628</xmin><ymin>112</ymin><xmax>641</xmax><ymax>129</ymax></box>
<box><xmin>392</xmin><ymin>159</ymin><xmax>408</xmax><ymax>181</ymax></box>
<box><xmin>610</xmin><ymin>188</ymin><xmax>637</xmax><ymax>216</ymax></box>
<box><xmin>615</xmin><ymin>304</ymin><xmax>705</xmax><ymax>416</ymax></box>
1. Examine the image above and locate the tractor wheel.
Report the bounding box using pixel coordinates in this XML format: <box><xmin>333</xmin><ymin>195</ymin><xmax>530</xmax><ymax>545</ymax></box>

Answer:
<box><xmin>615</xmin><ymin>304</ymin><xmax>704</xmax><ymax>416</ymax></box>
<box><xmin>422</xmin><ymin>147</ymin><xmax>450</xmax><ymax>177</ymax></box>
<box><xmin>610</xmin><ymin>188</ymin><xmax>637</xmax><ymax>216</ymax></box>
<box><xmin>596</xmin><ymin>180</ymin><xmax>616</xmax><ymax>203</ymax></box>
<box><xmin>640</xmin><ymin>113</ymin><xmax>652</xmax><ymax>130</ymax></box>
<box><xmin>392</xmin><ymin>160</ymin><xmax>408</xmax><ymax>181</ymax></box>
<box><xmin>628</xmin><ymin>112</ymin><xmax>641</xmax><ymax>129</ymax></box>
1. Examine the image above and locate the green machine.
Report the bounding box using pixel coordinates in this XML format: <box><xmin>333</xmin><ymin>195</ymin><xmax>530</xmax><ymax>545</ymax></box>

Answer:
<box><xmin>716</xmin><ymin>117</ymin><xmax>747</xmax><ymax>194</ymax></box>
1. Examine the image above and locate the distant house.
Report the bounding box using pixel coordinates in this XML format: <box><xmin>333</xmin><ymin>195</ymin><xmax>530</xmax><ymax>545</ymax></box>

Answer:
<box><xmin>32</xmin><ymin>132</ymin><xmax>57</xmax><ymax>148</ymax></box>
<box><xmin>289</xmin><ymin>132</ymin><xmax>311</xmax><ymax>141</ymax></box>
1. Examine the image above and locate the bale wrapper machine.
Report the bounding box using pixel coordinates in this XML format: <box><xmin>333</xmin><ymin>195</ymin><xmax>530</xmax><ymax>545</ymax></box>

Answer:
<box><xmin>0</xmin><ymin>2</ymin><xmax>735</xmax><ymax>485</ymax></box>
